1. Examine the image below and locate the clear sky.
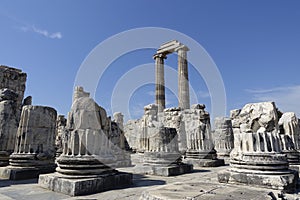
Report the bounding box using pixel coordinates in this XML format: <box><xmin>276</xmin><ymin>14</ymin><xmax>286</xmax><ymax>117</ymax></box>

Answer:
<box><xmin>0</xmin><ymin>0</ymin><xmax>299</xmax><ymax>122</ymax></box>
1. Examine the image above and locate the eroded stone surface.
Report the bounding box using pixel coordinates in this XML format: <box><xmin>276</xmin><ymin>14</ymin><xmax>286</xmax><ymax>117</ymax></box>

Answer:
<box><xmin>0</xmin><ymin>66</ymin><xmax>27</xmax><ymax>167</ymax></box>
<box><xmin>0</xmin><ymin>105</ymin><xmax>57</xmax><ymax>180</ymax></box>
<box><xmin>39</xmin><ymin>87</ymin><xmax>132</xmax><ymax>196</ymax></box>
<box><xmin>132</xmin><ymin>104</ymin><xmax>193</xmax><ymax>176</ymax></box>
<box><xmin>55</xmin><ymin>115</ymin><xmax>67</xmax><ymax>157</ymax></box>
<box><xmin>213</xmin><ymin>117</ymin><xmax>234</xmax><ymax>158</ymax></box>
<box><xmin>219</xmin><ymin>102</ymin><xmax>297</xmax><ymax>192</ymax></box>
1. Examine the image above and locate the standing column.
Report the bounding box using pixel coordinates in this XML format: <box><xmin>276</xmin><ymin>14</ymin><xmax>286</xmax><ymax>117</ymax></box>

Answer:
<box><xmin>153</xmin><ymin>53</ymin><xmax>167</xmax><ymax>112</ymax></box>
<box><xmin>177</xmin><ymin>46</ymin><xmax>190</xmax><ymax>110</ymax></box>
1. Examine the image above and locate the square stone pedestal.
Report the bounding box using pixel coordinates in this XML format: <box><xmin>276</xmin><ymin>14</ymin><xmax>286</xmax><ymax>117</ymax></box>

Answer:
<box><xmin>184</xmin><ymin>158</ymin><xmax>225</xmax><ymax>167</ymax></box>
<box><xmin>218</xmin><ymin>169</ymin><xmax>298</xmax><ymax>193</ymax></box>
<box><xmin>38</xmin><ymin>172</ymin><xmax>133</xmax><ymax>196</ymax></box>
<box><xmin>0</xmin><ymin>166</ymin><xmax>55</xmax><ymax>180</ymax></box>
<box><xmin>134</xmin><ymin>163</ymin><xmax>193</xmax><ymax>176</ymax></box>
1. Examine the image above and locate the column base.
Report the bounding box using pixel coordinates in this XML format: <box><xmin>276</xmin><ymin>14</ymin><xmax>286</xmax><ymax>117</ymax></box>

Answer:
<box><xmin>218</xmin><ymin>168</ymin><xmax>298</xmax><ymax>193</ymax></box>
<box><xmin>184</xmin><ymin>158</ymin><xmax>225</xmax><ymax>167</ymax></box>
<box><xmin>134</xmin><ymin>163</ymin><xmax>193</xmax><ymax>176</ymax></box>
<box><xmin>0</xmin><ymin>165</ymin><xmax>55</xmax><ymax>180</ymax></box>
<box><xmin>38</xmin><ymin>172</ymin><xmax>133</xmax><ymax>196</ymax></box>
<box><xmin>0</xmin><ymin>151</ymin><xmax>11</xmax><ymax>167</ymax></box>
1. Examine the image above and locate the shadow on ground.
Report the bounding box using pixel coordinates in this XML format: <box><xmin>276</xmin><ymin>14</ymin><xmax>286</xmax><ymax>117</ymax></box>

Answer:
<box><xmin>0</xmin><ymin>178</ymin><xmax>38</xmax><ymax>188</ymax></box>
<box><xmin>132</xmin><ymin>174</ymin><xmax>166</xmax><ymax>188</ymax></box>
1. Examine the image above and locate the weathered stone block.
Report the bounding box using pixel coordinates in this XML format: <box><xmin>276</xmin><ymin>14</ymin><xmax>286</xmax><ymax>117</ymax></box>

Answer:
<box><xmin>39</xmin><ymin>172</ymin><xmax>133</xmax><ymax>196</ymax></box>
<box><xmin>134</xmin><ymin>163</ymin><xmax>193</xmax><ymax>177</ymax></box>
<box><xmin>218</xmin><ymin>169</ymin><xmax>298</xmax><ymax>193</ymax></box>
<box><xmin>184</xmin><ymin>158</ymin><xmax>225</xmax><ymax>167</ymax></box>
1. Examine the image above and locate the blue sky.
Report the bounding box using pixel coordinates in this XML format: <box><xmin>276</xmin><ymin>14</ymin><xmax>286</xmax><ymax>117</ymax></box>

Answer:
<box><xmin>0</xmin><ymin>1</ymin><xmax>300</xmax><ymax>122</ymax></box>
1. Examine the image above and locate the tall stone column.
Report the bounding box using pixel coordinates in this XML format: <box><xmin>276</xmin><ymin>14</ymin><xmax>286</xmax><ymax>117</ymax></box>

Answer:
<box><xmin>177</xmin><ymin>46</ymin><xmax>190</xmax><ymax>110</ymax></box>
<box><xmin>153</xmin><ymin>53</ymin><xmax>166</xmax><ymax>112</ymax></box>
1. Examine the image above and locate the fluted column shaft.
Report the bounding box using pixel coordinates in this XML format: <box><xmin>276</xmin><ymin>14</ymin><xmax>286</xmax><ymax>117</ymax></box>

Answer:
<box><xmin>154</xmin><ymin>53</ymin><xmax>167</xmax><ymax>112</ymax></box>
<box><xmin>177</xmin><ymin>47</ymin><xmax>190</xmax><ymax>110</ymax></box>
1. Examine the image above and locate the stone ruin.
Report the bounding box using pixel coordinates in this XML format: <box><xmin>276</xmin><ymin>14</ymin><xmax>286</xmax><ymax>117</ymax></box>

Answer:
<box><xmin>0</xmin><ymin>105</ymin><xmax>57</xmax><ymax>180</ymax></box>
<box><xmin>39</xmin><ymin>87</ymin><xmax>132</xmax><ymax>196</ymax></box>
<box><xmin>182</xmin><ymin>104</ymin><xmax>224</xmax><ymax>167</ymax></box>
<box><xmin>55</xmin><ymin>115</ymin><xmax>67</xmax><ymax>158</ymax></box>
<box><xmin>133</xmin><ymin>104</ymin><xmax>193</xmax><ymax>176</ymax></box>
<box><xmin>218</xmin><ymin>102</ymin><xmax>298</xmax><ymax>192</ymax></box>
<box><xmin>279</xmin><ymin>112</ymin><xmax>300</xmax><ymax>166</ymax></box>
<box><xmin>213</xmin><ymin>117</ymin><xmax>234</xmax><ymax>160</ymax></box>
<box><xmin>110</xmin><ymin>112</ymin><xmax>132</xmax><ymax>167</ymax></box>
<box><xmin>1</xmin><ymin>43</ymin><xmax>300</xmax><ymax>198</ymax></box>
<box><xmin>0</xmin><ymin>66</ymin><xmax>27</xmax><ymax>166</ymax></box>
<box><xmin>125</xmin><ymin>40</ymin><xmax>224</xmax><ymax>168</ymax></box>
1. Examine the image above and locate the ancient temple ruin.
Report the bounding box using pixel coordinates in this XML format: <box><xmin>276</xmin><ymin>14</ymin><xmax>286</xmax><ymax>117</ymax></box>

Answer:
<box><xmin>213</xmin><ymin>117</ymin><xmax>234</xmax><ymax>160</ymax></box>
<box><xmin>154</xmin><ymin>40</ymin><xmax>190</xmax><ymax>112</ymax></box>
<box><xmin>182</xmin><ymin>104</ymin><xmax>224</xmax><ymax>167</ymax></box>
<box><xmin>125</xmin><ymin>40</ymin><xmax>224</xmax><ymax>168</ymax></box>
<box><xmin>55</xmin><ymin>115</ymin><xmax>67</xmax><ymax>158</ymax></box>
<box><xmin>279</xmin><ymin>112</ymin><xmax>300</xmax><ymax>169</ymax></box>
<box><xmin>218</xmin><ymin>102</ymin><xmax>298</xmax><ymax>192</ymax></box>
<box><xmin>0</xmin><ymin>66</ymin><xmax>27</xmax><ymax>166</ymax></box>
<box><xmin>39</xmin><ymin>87</ymin><xmax>132</xmax><ymax>196</ymax></box>
<box><xmin>0</xmin><ymin>105</ymin><xmax>57</xmax><ymax>180</ymax></box>
<box><xmin>133</xmin><ymin>104</ymin><xmax>193</xmax><ymax>176</ymax></box>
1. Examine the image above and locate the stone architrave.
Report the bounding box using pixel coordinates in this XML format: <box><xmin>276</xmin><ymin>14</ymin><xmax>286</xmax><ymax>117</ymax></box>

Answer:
<box><xmin>218</xmin><ymin>102</ymin><xmax>298</xmax><ymax>192</ymax></box>
<box><xmin>134</xmin><ymin>104</ymin><xmax>193</xmax><ymax>176</ymax></box>
<box><xmin>154</xmin><ymin>40</ymin><xmax>190</xmax><ymax>111</ymax></box>
<box><xmin>213</xmin><ymin>117</ymin><xmax>234</xmax><ymax>159</ymax></box>
<box><xmin>39</xmin><ymin>87</ymin><xmax>132</xmax><ymax>196</ymax></box>
<box><xmin>0</xmin><ymin>105</ymin><xmax>57</xmax><ymax>180</ymax></box>
<box><xmin>183</xmin><ymin>104</ymin><xmax>225</xmax><ymax>167</ymax></box>
<box><xmin>0</xmin><ymin>66</ymin><xmax>27</xmax><ymax>166</ymax></box>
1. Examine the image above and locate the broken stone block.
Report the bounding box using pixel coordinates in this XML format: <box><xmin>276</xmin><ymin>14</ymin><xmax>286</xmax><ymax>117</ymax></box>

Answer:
<box><xmin>39</xmin><ymin>87</ymin><xmax>132</xmax><ymax>196</ymax></box>
<box><xmin>218</xmin><ymin>102</ymin><xmax>298</xmax><ymax>192</ymax></box>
